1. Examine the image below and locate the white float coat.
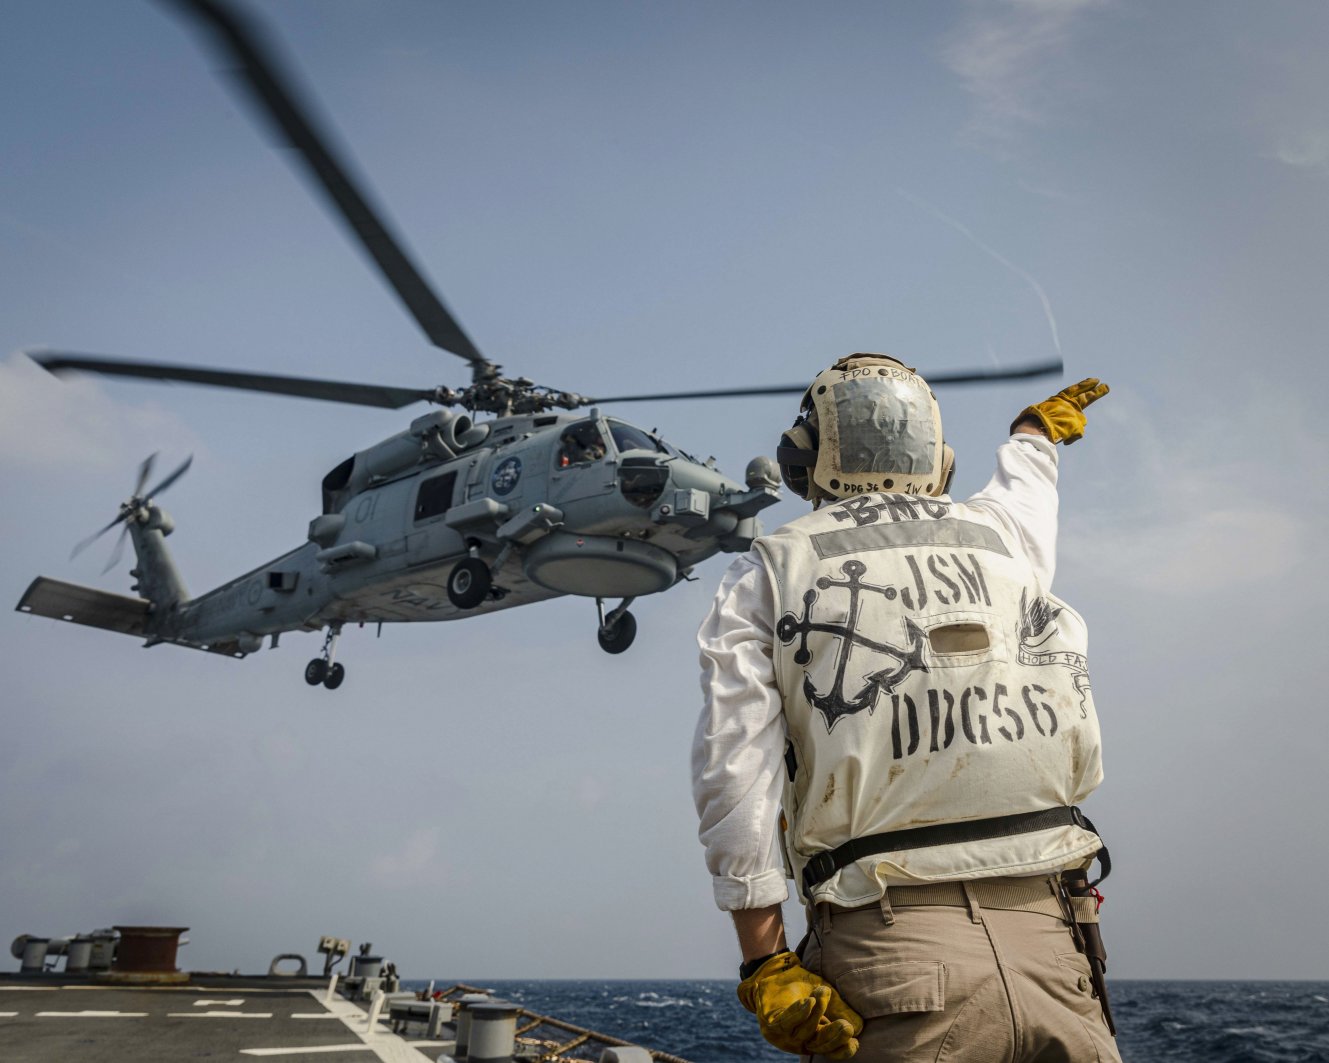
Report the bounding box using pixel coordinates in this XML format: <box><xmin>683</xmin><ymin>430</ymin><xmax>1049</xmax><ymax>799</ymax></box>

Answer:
<box><xmin>692</xmin><ymin>433</ymin><xmax>1101</xmax><ymax>912</ymax></box>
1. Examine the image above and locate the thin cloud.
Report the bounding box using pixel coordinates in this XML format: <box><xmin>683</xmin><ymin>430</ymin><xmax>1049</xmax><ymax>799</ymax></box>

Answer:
<box><xmin>0</xmin><ymin>353</ymin><xmax>196</xmax><ymax>473</ymax></box>
<box><xmin>895</xmin><ymin>188</ymin><xmax>1062</xmax><ymax>354</ymax></box>
<box><xmin>368</xmin><ymin>827</ymin><xmax>445</xmax><ymax>889</ymax></box>
<box><xmin>1063</xmin><ymin>389</ymin><xmax>1322</xmax><ymax>596</ymax></box>
<box><xmin>942</xmin><ymin>0</ymin><xmax>1103</xmax><ymax>147</ymax></box>
<box><xmin>1270</xmin><ymin>131</ymin><xmax>1329</xmax><ymax>173</ymax></box>
<box><xmin>1017</xmin><ymin>177</ymin><xmax>1078</xmax><ymax>203</ymax></box>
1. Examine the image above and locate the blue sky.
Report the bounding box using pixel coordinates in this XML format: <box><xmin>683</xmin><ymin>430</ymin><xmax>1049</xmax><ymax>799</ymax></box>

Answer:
<box><xmin>2</xmin><ymin>0</ymin><xmax>1327</xmax><ymax>980</ymax></box>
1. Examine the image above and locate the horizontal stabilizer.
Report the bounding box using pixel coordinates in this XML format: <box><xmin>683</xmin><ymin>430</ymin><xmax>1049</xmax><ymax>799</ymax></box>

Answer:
<box><xmin>17</xmin><ymin>577</ymin><xmax>150</xmax><ymax>636</ymax></box>
<box><xmin>16</xmin><ymin>578</ymin><xmax>248</xmax><ymax>658</ymax></box>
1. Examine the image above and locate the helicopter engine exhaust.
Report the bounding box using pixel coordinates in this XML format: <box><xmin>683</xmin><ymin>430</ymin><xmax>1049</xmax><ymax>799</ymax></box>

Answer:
<box><xmin>323</xmin><ymin>410</ymin><xmax>492</xmax><ymax>512</ymax></box>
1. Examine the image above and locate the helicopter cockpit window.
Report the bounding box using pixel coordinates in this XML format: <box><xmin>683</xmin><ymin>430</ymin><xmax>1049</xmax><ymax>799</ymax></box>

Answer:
<box><xmin>557</xmin><ymin>421</ymin><xmax>607</xmax><ymax>468</ymax></box>
<box><xmin>607</xmin><ymin>419</ymin><xmax>696</xmax><ymax>462</ymax></box>
<box><xmin>607</xmin><ymin>420</ymin><xmax>669</xmax><ymax>455</ymax></box>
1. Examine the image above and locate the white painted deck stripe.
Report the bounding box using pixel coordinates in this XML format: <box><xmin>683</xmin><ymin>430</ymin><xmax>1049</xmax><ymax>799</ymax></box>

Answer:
<box><xmin>0</xmin><ymin>1012</ymin><xmax>18</xmax><ymax>1017</ymax></box>
<box><xmin>195</xmin><ymin>998</ymin><xmax>245</xmax><ymax>1006</ymax></box>
<box><xmin>0</xmin><ymin>986</ymin><xmax>59</xmax><ymax>991</ymax></box>
<box><xmin>240</xmin><ymin>1047</ymin><xmax>375</xmax><ymax>1057</ymax></box>
<box><xmin>59</xmin><ymin>985</ymin><xmax>300</xmax><ymax>994</ymax></box>
<box><xmin>37</xmin><ymin>1010</ymin><xmax>148</xmax><ymax>1017</ymax></box>
<box><xmin>305</xmin><ymin>989</ymin><xmax>432</xmax><ymax>1063</ymax></box>
<box><xmin>167</xmin><ymin>1011</ymin><xmax>274</xmax><ymax>1018</ymax></box>
<box><xmin>291</xmin><ymin>1013</ymin><xmax>341</xmax><ymax>1019</ymax></box>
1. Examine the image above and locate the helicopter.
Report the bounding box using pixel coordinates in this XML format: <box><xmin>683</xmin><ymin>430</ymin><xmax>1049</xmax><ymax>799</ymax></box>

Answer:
<box><xmin>14</xmin><ymin>0</ymin><xmax>1061</xmax><ymax>690</ymax></box>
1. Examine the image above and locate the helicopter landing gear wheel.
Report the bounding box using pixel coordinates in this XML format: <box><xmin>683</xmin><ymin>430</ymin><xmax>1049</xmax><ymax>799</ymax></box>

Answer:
<box><xmin>596</xmin><ymin>596</ymin><xmax>638</xmax><ymax>654</ymax></box>
<box><xmin>597</xmin><ymin>611</ymin><xmax>637</xmax><ymax>654</ymax></box>
<box><xmin>447</xmin><ymin>558</ymin><xmax>491</xmax><ymax>609</ymax></box>
<box><xmin>306</xmin><ymin>623</ymin><xmax>344</xmax><ymax>689</ymax></box>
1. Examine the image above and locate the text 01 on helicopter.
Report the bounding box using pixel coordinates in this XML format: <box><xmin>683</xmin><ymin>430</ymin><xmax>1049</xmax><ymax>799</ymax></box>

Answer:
<box><xmin>14</xmin><ymin>0</ymin><xmax>1060</xmax><ymax>690</ymax></box>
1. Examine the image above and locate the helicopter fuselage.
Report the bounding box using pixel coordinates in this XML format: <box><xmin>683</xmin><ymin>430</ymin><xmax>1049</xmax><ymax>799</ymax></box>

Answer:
<box><xmin>132</xmin><ymin>409</ymin><xmax>777</xmax><ymax>656</ymax></box>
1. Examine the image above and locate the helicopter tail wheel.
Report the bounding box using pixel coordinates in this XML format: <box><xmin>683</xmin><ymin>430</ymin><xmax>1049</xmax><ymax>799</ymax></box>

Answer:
<box><xmin>447</xmin><ymin>558</ymin><xmax>492</xmax><ymax>609</ymax></box>
<box><xmin>597</xmin><ymin>610</ymin><xmax>638</xmax><ymax>654</ymax></box>
<box><xmin>304</xmin><ymin>658</ymin><xmax>328</xmax><ymax>686</ymax></box>
<box><xmin>323</xmin><ymin>662</ymin><xmax>346</xmax><ymax>690</ymax></box>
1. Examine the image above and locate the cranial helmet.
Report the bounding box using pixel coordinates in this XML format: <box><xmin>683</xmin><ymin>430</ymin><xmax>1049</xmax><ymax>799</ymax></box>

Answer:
<box><xmin>776</xmin><ymin>353</ymin><xmax>955</xmax><ymax>504</ymax></box>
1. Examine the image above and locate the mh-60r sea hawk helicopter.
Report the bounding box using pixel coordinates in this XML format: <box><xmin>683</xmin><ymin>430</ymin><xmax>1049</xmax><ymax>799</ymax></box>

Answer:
<box><xmin>15</xmin><ymin>0</ymin><xmax>1060</xmax><ymax>689</ymax></box>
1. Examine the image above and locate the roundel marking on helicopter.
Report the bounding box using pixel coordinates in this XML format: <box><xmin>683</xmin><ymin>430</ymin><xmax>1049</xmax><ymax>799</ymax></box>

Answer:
<box><xmin>491</xmin><ymin>457</ymin><xmax>522</xmax><ymax>496</ymax></box>
<box><xmin>246</xmin><ymin>580</ymin><xmax>262</xmax><ymax>606</ymax></box>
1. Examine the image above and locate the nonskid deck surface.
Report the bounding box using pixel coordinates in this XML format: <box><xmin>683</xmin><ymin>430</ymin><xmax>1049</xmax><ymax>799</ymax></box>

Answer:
<box><xmin>0</xmin><ymin>976</ymin><xmax>437</xmax><ymax>1063</ymax></box>
<box><xmin>0</xmin><ymin>974</ymin><xmax>697</xmax><ymax>1062</ymax></box>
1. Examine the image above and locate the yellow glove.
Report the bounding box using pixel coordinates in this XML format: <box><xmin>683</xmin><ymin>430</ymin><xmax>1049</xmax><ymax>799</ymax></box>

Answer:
<box><xmin>1013</xmin><ymin>377</ymin><xmax>1110</xmax><ymax>444</ymax></box>
<box><xmin>737</xmin><ymin>951</ymin><xmax>863</xmax><ymax>1059</ymax></box>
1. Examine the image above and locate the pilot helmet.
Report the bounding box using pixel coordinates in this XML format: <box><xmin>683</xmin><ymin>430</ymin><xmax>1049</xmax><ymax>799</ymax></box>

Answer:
<box><xmin>776</xmin><ymin>353</ymin><xmax>954</xmax><ymax>504</ymax></box>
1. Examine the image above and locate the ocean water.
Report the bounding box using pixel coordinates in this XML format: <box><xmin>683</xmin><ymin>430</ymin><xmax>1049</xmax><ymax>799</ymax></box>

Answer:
<box><xmin>408</xmin><ymin>979</ymin><xmax>1329</xmax><ymax>1062</ymax></box>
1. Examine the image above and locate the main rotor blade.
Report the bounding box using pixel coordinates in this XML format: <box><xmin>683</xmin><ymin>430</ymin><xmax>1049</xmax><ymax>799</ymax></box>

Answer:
<box><xmin>32</xmin><ymin>351</ymin><xmax>436</xmax><ymax>410</ymax></box>
<box><xmin>584</xmin><ymin>358</ymin><xmax>1065</xmax><ymax>405</ymax></box>
<box><xmin>145</xmin><ymin>455</ymin><xmax>194</xmax><ymax>501</ymax></box>
<box><xmin>919</xmin><ymin>358</ymin><xmax>1064</xmax><ymax>385</ymax></box>
<box><xmin>157</xmin><ymin>0</ymin><xmax>487</xmax><ymax>367</ymax></box>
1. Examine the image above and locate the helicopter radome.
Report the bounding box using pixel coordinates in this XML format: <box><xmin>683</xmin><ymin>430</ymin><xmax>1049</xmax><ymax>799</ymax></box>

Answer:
<box><xmin>14</xmin><ymin>0</ymin><xmax>1062</xmax><ymax>689</ymax></box>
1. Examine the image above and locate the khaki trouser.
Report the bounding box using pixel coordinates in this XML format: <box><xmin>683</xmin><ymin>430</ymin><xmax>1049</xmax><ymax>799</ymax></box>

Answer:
<box><xmin>799</xmin><ymin>876</ymin><xmax>1122</xmax><ymax>1063</ymax></box>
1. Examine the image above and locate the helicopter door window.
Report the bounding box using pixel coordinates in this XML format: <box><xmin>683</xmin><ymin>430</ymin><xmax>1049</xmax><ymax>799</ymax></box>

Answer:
<box><xmin>414</xmin><ymin>471</ymin><xmax>458</xmax><ymax>522</ymax></box>
<box><xmin>557</xmin><ymin>422</ymin><xmax>607</xmax><ymax>468</ymax></box>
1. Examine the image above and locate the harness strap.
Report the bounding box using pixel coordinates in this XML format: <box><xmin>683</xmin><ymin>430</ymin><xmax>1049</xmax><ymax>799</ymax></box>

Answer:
<box><xmin>800</xmin><ymin>805</ymin><xmax>1110</xmax><ymax>894</ymax></box>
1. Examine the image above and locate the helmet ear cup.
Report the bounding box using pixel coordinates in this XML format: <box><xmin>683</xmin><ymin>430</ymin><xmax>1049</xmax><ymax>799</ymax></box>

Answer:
<box><xmin>934</xmin><ymin>443</ymin><xmax>955</xmax><ymax>497</ymax></box>
<box><xmin>776</xmin><ymin>420</ymin><xmax>819</xmax><ymax>500</ymax></box>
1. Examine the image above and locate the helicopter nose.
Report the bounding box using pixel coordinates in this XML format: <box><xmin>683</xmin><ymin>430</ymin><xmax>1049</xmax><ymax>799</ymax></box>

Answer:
<box><xmin>655</xmin><ymin>460</ymin><xmax>779</xmax><ymax>526</ymax></box>
<box><xmin>617</xmin><ymin>455</ymin><xmax>671</xmax><ymax>510</ymax></box>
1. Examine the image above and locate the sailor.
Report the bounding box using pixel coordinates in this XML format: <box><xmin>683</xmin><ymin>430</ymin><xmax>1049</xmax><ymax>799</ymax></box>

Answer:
<box><xmin>559</xmin><ymin>422</ymin><xmax>607</xmax><ymax>467</ymax></box>
<box><xmin>692</xmin><ymin>354</ymin><xmax>1120</xmax><ymax>1061</ymax></box>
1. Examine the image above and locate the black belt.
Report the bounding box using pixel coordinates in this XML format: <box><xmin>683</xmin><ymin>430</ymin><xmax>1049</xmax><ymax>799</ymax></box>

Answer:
<box><xmin>800</xmin><ymin>806</ymin><xmax>1109</xmax><ymax>894</ymax></box>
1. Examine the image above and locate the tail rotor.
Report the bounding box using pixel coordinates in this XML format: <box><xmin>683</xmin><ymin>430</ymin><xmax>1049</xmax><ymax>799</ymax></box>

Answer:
<box><xmin>71</xmin><ymin>453</ymin><xmax>194</xmax><ymax>573</ymax></box>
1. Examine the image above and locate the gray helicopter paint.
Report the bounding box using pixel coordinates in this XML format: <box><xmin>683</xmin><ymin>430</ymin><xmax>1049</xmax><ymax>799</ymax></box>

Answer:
<box><xmin>50</xmin><ymin>408</ymin><xmax>776</xmax><ymax>658</ymax></box>
<box><xmin>17</xmin><ymin>402</ymin><xmax>779</xmax><ymax>666</ymax></box>
<box><xmin>126</xmin><ymin>508</ymin><xmax>188</xmax><ymax>607</ymax></box>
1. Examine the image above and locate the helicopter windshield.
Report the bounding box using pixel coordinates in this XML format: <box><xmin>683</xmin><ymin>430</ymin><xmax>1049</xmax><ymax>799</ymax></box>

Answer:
<box><xmin>607</xmin><ymin>419</ymin><xmax>685</xmax><ymax>459</ymax></box>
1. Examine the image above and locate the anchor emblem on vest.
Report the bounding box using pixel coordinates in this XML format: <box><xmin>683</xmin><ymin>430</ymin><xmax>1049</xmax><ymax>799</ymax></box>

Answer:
<box><xmin>776</xmin><ymin>559</ymin><xmax>929</xmax><ymax>732</ymax></box>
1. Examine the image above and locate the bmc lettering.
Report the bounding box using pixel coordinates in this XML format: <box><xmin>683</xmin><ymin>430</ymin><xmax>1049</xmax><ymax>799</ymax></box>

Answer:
<box><xmin>831</xmin><ymin>494</ymin><xmax>951</xmax><ymax>527</ymax></box>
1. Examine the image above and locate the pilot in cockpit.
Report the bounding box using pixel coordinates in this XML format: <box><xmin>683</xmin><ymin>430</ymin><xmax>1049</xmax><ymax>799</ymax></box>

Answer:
<box><xmin>558</xmin><ymin>422</ymin><xmax>607</xmax><ymax>467</ymax></box>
